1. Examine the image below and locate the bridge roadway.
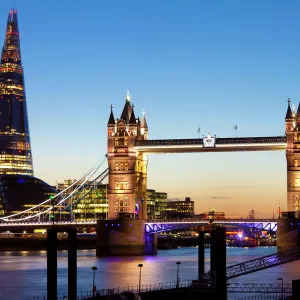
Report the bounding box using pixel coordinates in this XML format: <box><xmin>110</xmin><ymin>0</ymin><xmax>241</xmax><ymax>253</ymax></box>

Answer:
<box><xmin>0</xmin><ymin>219</ymin><xmax>278</xmax><ymax>232</ymax></box>
<box><xmin>134</xmin><ymin>136</ymin><xmax>287</xmax><ymax>153</ymax></box>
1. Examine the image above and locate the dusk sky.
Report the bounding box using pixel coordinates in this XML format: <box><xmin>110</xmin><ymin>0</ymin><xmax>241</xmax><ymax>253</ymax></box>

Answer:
<box><xmin>1</xmin><ymin>1</ymin><xmax>299</xmax><ymax>217</ymax></box>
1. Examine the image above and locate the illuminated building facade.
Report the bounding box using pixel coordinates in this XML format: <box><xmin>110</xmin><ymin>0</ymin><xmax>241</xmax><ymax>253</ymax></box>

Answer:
<box><xmin>146</xmin><ymin>189</ymin><xmax>167</xmax><ymax>219</ymax></box>
<box><xmin>0</xmin><ymin>9</ymin><xmax>33</xmax><ymax>175</ymax></box>
<box><xmin>107</xmin><ymin>92</ymin><xmax>148</xmax><ymax>220</ymax></box>
<box><xmin>286</xmin><ymin>98</ymin><xmax>300</xmax><ymax>213</ymax></box>
<box><xmin>56</xmin><ymin>179</ymin><xmax>109</xmax><ymax>221</ymax></box>
<box><xmin>165</xmin><ymin>197</ymin><xmax>194</xmax><ymax>218</ymax></box>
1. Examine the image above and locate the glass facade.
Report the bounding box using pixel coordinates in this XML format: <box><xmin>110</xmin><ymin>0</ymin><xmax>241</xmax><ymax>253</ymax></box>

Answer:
<box><xmin>0</xmin><ymin>174</ymin><xmax>56</xmax><ymax>216</ymax></box>
<box><xmin>146</xmin><ymin>189</ymin><xmax>167</xmax><ymax>219</ymax></box>
<box><xmin>166</xmin><ymin>197</ymin><xmax>195</xmax><ymax>219</ymax></box>
<box><xmin>57</xmin><ymin>180</ymin><xmax>109</xmax><ymax>221</ymax></box>
<box><xmin>0</xmin><ymin>9</ymin><xmax>33</xmax><ymax>175</ymax></box>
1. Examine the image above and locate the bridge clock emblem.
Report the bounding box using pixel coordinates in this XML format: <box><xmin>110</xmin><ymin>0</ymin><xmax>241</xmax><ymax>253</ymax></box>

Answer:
<box><xmin>203</xmin><ymin>133</ymin><xmax>216</xmax><ymax>147</ymax></box>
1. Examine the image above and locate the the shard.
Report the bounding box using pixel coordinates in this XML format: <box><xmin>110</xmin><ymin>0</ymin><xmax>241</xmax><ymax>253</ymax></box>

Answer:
<box><xmin>0</xmin><ymin>8</ymin><xmax>33</xmax><ymax>175</ymax></box>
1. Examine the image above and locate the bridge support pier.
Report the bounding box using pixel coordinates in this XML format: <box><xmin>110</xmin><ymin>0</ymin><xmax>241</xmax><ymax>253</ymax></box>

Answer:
<box><xmin>96</xmin><ymin>219</ymin><xmax>157</xmax><ymax>256</ymax></box>
<box><xmin>277</xmin><ymin>212</ymin><xmax>300</xmax><ymax>252</ymax></box>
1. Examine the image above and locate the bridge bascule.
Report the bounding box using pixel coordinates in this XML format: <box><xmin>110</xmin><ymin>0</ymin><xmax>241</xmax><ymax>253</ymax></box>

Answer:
<box><xmin>0</xmin><ymin>94</ymin><xmax>299</xmax><ymax>255</ymax></box>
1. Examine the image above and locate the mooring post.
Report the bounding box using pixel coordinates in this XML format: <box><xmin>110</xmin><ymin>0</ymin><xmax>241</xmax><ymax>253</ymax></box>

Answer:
<box><xmin>68</xmin><ymin>228</ymin><xmax>77</xmax><ymax>300</ymax></box>
<box><xmin>198</xmin><ymin>231</ymin><xmax>205</xmax><ymax>280</ymax></box>
<box><xmin>47</xmin><ymin>228</ymin><xmax>57</xmax><ymax>299</ymax></box>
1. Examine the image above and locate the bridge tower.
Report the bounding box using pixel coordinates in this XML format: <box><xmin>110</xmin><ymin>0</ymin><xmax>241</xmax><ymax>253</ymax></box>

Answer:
<box><xmin>286</xmin><ymin>98</ymin><xmax>300</xmax><ymax>213</ymax></box>
<box><xmin>96</xmin><ymin>93</ymin><xmax>155</xmax><ymax>256</ymax></box>
<box><xmin>107</xmin><ymin>92</ymin><xmax>148</xmax><ymax>220</ymax></box>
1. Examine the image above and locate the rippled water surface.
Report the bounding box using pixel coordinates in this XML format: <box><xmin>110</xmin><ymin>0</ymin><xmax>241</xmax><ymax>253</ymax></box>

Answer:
<box><xmin>0</xmin><ymin>247</ymin><xmax>299</xmax><ymax>300</ymax></box>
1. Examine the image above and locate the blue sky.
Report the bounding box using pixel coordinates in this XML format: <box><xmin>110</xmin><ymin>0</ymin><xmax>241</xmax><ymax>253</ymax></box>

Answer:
<box><xmin>0</xmin><ymin>1</ymin><xmax>299</xmax><ymax>216</ymax></box>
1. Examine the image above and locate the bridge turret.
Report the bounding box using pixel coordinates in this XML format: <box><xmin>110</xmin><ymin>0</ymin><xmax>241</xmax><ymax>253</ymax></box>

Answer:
<box><xmin>107</xmin><ymin>92</ymin><xmax>148</xmax><ymax>220</ymax></box>
<box><xmin>140</xmin><ymin>110</ymin><xmax>148</xmax><ymax>140</ymax></box>
<box><xmin>107</xmin><ymin>105</ymin><xmax>115</xmax><ymax>137</ymax></box>
<box><xmin>285</xmin><ymin>98</ymin><xmax>294</xmax><ymax>132</ymax></box>
<box><xmin>286</xmin><ymin>99</ymin><xmax>300</xmax><ymax>213</ymax></box>
<box><xmin>120</xmin><ymin>91</ymin><xmax>132</xmax><ymax>125</ymax></box>
<box><xmin>128</xmin><ymin>104</ymin><xmax>138</xmax><ymax>136</ymax></box>
<box><xmin>296</xmin><ymin>102</ymin><xmax>300</xmax><ymax>128</ymax></box>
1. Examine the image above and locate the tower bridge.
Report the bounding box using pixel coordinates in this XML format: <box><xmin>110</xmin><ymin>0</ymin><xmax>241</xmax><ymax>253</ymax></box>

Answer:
<box><xmin>0</xmin><ymin>8</ymin><xmax>299</xmax><ymax>256</ymax></box>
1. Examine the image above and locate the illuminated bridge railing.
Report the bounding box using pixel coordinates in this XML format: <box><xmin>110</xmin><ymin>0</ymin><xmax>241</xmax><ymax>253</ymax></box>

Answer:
<box><xmin>135</xmin><ymin>136</ymin><xmax>287</xmax><ymax>147</ymax></box>
<box><xmin>226</xmin><ymin>246</ymin><xmax>300</xmax><ymax>279</ymax></box>
<box><xmin>145</xmin><ymin>219</ymin><xmax>278</xmax><ymax>233</ymax></box>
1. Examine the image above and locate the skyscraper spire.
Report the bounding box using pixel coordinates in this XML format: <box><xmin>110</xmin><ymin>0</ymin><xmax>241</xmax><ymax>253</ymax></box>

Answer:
<box><xmin>0</xmin><ymin>9</ymin><xmax>33</xmax><ymax>175</ymax></box>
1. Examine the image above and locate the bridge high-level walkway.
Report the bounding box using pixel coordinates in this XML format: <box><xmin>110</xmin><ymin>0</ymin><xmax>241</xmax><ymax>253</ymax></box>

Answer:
<box><xmin>226</xmin><ymin>246</ymin><xmax>300</xmax><ymax>279</ymax></box>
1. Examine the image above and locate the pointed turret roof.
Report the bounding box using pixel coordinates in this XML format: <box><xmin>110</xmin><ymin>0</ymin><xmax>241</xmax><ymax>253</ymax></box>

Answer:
<box><xmin>108</xmin><ymin>104</ymin><xmax>115</xmax><ymax>125</ymax></box>
<box><xmin>297</xmin><ymin>101</ymin><xmax>300</xmax><ymax>116</ymax></box>
<box><xmin>141</xmin><ymin>110</ymin><xmax>148</xmax><ymax>129</ymax></box>
<box><xmin>129</xmin><ymin>104</ymin><xmax>136</xmax><ymax>124</ymax></box>
<box><xmin>120</xmin><ymin>91</ymin><xmax>132</xmax><ymax>124</ymax></box>
<box><xmin>286</xmin><ymin>98</ymin><xmax>293</xmax><ymax>119</ymax></box>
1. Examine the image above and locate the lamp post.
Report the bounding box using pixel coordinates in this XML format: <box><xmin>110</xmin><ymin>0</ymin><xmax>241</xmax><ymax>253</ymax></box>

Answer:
<box><xmin>176</xmin><ymin>261</ymin><xmax>181</xmax><ymax>290</ymax></box>
<box><xmin>138</xmin><ymin>263</ymin><xmax>143</xmax><ymax>293</ymax></box>
<box><xmin>91</xmin><ymin>266</ymin><xmax>97</xmax><ymax>298</ymax></box>
<box><xmin>277</xmin><ymin>277</ymin><xmax>283</xmax><ymax>299</ymax></box>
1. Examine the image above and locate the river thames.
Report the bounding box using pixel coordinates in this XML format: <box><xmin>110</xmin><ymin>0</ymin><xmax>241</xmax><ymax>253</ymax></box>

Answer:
<box><xmin>0</xmin><ymin>246</ymin><xmax>299</xmax><ymax>300</ymax></box>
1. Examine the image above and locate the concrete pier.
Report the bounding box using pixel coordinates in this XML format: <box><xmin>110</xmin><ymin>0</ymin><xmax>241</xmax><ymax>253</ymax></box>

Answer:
<box><xmin>96</xmin><ymin>219</ymin><xmax>157</xmax><ymax>256</ymax></box>
<box><xmin>277</xmin><ymin>212</ymin><xmax>300</xmax><ymax>252</ymax></box>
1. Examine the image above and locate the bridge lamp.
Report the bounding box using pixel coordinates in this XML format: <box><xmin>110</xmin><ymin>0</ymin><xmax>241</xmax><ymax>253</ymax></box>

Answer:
<box><xmin>138</xmin><ymin>263</ymin><xmax>143</xmax><ymax>293</ymax></box>
<box><xmin>237</xmin><ymin>233</ymin><xmax>243</xmax><ymax>239</ymax></box>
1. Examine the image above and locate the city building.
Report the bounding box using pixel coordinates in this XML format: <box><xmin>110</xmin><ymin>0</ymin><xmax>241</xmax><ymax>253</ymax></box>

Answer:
<box><xmin>56</xmin><ymin>179</ymin><xmax>168</xmax><ymax>221</ymax></box>
<box><xmin>56</xmin><ymin>179</ymin><xmax>108</xmax><ymax>221</ymax></box>
<box><xmin>146</xmin><ymin>189</ymin><xmax>167</xmax><ymax>219</ymax></box>
<box><xmin>0</xmin><ymin>9</ymin><xmax>33</xmax><ymax>175</ymax></box>
<box><xmin>0</xmin><ymin>10</ymin><xmax>56</xmax><ymax>217</ymax></box>
<box><xmin>166</xmin><ymin>197</ymin><xmax>195</xmax><ymax>219</ymax></box>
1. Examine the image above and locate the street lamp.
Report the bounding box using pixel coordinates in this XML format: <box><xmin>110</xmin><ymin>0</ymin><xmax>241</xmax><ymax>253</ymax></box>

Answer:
<box><xmin>277</xmin><ymin>277</ymin><xmax>283</xmax><ymax>299</ymax></box>
<box><xmin>138</xmin><ymin>263</ymin><xmax>143</xmax><ymax>293</ymax></box>
<box><xmin>176</xmin><ymin>261</ymin><xmax>181</xmax><ymax>290</ymax></box>
<box><xmin>92</xmin><ymin>266</ymin><xmax>97</xmax><ymax>298</ymax></box>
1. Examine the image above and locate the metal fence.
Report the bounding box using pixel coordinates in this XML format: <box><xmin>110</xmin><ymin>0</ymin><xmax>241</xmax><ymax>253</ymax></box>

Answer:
<box><xmin>33</xmin><ymin>281</ymin><xmax>294</xmax><ymax>299</ymax></box>
<box><xmin>237</xmin><ymin>293</ymin><xmax>291</xmax><ymax>300</ymax></box>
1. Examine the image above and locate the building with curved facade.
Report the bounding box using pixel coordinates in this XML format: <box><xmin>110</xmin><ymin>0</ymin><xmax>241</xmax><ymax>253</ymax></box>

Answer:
<box><xmin>0</xmin><ymin>174</ymin><xmax>57</xmax><ymax>216</ymax></box>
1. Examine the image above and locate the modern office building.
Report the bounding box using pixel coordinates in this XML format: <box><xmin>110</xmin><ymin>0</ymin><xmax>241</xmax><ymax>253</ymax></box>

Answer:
<box><xmin>56</xmin><ymin>180</ymin><xmax>168</xmax><ymax>221</ymax></box>
<box><xmin>146</xmin><ymin>189</ymin><xmax>167</xmax><ymax>219</ymax></box>
<box><xmin>56</xmin><ymin>179</ymin><xmax>109</xmax><ymax>221</ymax></box>
<box><xmin>166</xmin><ymin>197</ymin><xmax>195</xmax><ymax>218</ymax></box>
<box><xmin>0</xmin><ymin>9</ymin><xmax>33</xmax><ymax>175</ymax></box>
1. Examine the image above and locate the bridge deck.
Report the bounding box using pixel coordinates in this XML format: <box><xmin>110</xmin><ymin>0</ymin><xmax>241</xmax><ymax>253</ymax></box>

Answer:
<box><xmin>135</xmin><ymin>136</ymin><xmax>287</xmax><ymax>153</ymax></box>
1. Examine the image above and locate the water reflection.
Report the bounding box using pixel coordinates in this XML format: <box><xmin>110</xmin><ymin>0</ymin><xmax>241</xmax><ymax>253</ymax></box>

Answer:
<box><xmin>0</xmin><ymin>247</ymin><xmax>299</xmax><ymax>300</ymax></box>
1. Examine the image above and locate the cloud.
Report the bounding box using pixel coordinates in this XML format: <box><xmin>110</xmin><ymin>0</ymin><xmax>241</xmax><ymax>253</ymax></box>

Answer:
<box><xmin>201</xmin><ymin>196</ymin><xmax>231</xmax><ymax>200</ymax></box>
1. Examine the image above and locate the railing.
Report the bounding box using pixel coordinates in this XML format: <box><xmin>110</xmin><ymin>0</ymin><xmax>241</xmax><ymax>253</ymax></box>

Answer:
<box><xmin>32</xmin><ymin>280</ymin><xmax>193</xmax><ymax>299</ymax></box>
<box><xmin>226</xmin><ymin>246</ymin><xmax>300</xmax><ymax>279</ymax></box>
<box><xmin>32</xmin><ymin>282</ymin><xmax>294</xmax><ymax>299</ymax></box>
<box><xmin>227</xmin><ymin>283</ymin><xmax>292</xmax><ymax>293</ymax></box>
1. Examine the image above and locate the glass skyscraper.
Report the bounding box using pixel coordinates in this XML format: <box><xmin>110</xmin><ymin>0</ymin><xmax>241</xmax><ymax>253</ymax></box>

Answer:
<box><xmin>0</xmin><ymin>9</ymin><xmax>33</xmax><ymax>175</ymax></box>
